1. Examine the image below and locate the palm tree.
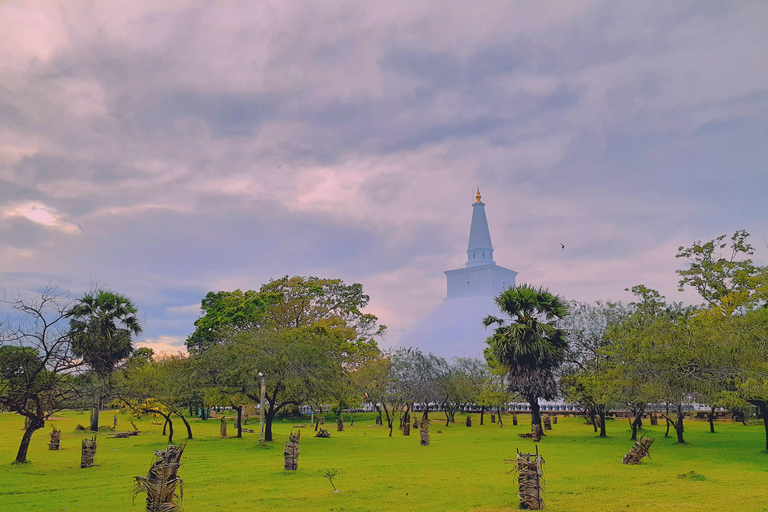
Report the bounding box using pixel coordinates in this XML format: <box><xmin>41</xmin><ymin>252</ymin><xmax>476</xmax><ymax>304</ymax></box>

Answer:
<box><xmin>483</xmin><ymin>283</ymin><xmax>568</xmax><ymax>429</ymax></box>
<box><xmin>68</xmin><ymin>290</ymin><xmax>143</xmax><ymax>431</ymax></box>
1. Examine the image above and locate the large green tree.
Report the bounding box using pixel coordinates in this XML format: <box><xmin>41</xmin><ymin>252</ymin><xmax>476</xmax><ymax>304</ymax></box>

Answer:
<box><xmin>68</xmin><ymin>290</ymin><xmax>142</xmax><ymax>431</ymax></box>
<box><xmin>483</xmin><ymin>283</ymin><xmax>569</xmax><ymax>430</ymax></box>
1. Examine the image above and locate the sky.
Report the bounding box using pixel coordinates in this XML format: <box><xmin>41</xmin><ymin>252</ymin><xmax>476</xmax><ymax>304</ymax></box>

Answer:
<box><xmin>1</xmin><ymin>1</ymin><xmax>767</xmax><ymax>355</ymax></box>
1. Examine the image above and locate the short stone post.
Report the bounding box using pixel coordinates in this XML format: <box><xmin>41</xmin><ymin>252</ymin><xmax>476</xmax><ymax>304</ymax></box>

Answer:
<box><xmin>220</xmin><ymin>417</ymin><xmax>227</xmax><ymax>438</ymax></box>
<box><xmin>284</xmin><ymin>432</ymin><xmax>300</xmax><ymax>470</ymax></box>
<box><xmin>81</xmin><ymin>436</ymin><xmax>97</xmax><ymax>468</ymax></box>
<box><xmin>49</xmin><ymin>426</ymin><xmax>61</xmax><ymax>450</ymax></box>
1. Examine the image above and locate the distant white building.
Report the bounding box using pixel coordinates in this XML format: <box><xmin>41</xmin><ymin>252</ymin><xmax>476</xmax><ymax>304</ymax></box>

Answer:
<box><xmin>398</xmin><ymin>190</ymin><xmax>517</xmax><ymax>359</ymax></box>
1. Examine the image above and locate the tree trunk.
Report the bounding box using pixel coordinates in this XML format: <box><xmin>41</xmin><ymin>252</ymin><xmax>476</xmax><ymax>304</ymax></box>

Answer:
<box><xmin>630</xmin><ymin>411</ymin><xmax>643</xmax><ymax>441</ymax></box>
<box><xmin>90</xmin><ymin>391</ymin><xmax>101</xmax><ymax>432</ymax></box>
<box><xmin>265</xmin><ymin>409</ymin><xmax>276</xmax><ymax>442</ymax></box>
<box><xmin>751</xmin><ymin>400</ymin><xmax>768</xmax><ymax>451</ymax></box>
<box><xmin>589</xmin><ymin>409</ymin><xmax>598</xmax><ymax>432</ymax></box>
<box><xmin>235</xmin><ymin>405</ymin><xmax>243</xmax><ymax>439</ymax></box>
<box><xmin>15</xmin><ymin>415</ymin><xmax>44</xmax><ymax>463</ymax></box>
<box><xmin>480</xmin><ymin>407</ymin><xmax>485</xmax><ymax>425</ymax></box>
<box><xmin>528</xmin><ymin>395</ymin><xmax>542</xmax><ymax>429</ymax></box>
<box><xmin>178</xmin><ymin>413</ymin><xmax>193</xmax><ymax>440</ymax></box>
<box><xmin>676</xmin><ymin>408</ymin><xmax>685</xmax><ymax>444</ymax></box>
<box><xmin>598</xmin><ymin>410</ymin><xmax>607</xmax><ymax>437</ymax></box>
<box><xmin>708</xmin><ymin>405</ymin><xmax>716</xmax><ymax>434</ymax></box>
<box><xmin>163</xmin><ymin>418</ymin><xmax>168</xmax><ymax>436</ymax></box>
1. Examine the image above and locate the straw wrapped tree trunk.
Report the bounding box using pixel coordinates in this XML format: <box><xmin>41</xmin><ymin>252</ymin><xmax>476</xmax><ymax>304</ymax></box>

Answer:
<box><xmin>419</xmin><ymin>419</ymin><xmax>429</xmax><ymax>446</ymax></box>
<box><xmin>531</xmin><ymin>425</ymin><xmax>542</xmax><ymax>442</ymax></box>
<box><xmin>81</xmin><ymin>436</ymin><xmax>97</xmax><ymax>468</ymax></box>
<box><xmin>284</xmin><ymin>433</ymin><xmax>300</xmax><ymax>471</ymax></box>
<box><xmin>507</xmin><ymin>447</ymin><xmax>544</xmax><ymax>510</ymax></box>
<box><xmin>49</xmin><ymin>427</ymin><xmax>61</xmax><ymax>450</ymax></box>
<box><xmin>621</xmin><ymin>436</ymin><xmax>654</xmax><ymax>464</ymax></box>
<box><xmin>133</xmin><ymin>444</ymin><xmax>185</xmax><ymax>511</ymax></box>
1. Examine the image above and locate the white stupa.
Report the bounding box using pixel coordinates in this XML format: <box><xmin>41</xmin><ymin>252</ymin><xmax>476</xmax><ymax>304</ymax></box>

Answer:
<box><xmin>398</xmin><ymin>190</ymin><xmax>517</xmax><ymax>359</ymax></box>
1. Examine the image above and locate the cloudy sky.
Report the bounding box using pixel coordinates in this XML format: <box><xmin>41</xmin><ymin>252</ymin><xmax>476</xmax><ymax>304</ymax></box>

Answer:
<box><xmin>1</xmin><ymin>1</ymin><xmax>766</xmax><ymax>354</ymax></box>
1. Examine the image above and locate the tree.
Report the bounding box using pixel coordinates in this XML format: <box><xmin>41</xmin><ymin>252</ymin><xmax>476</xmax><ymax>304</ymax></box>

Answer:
<box><xmin>116</xmin><ymin>354</ymin><xmax>198</xmax><ymax>443</ymax></box>
<box><xmin>200</xmin><ymin>328</ymin><xmax>340</xmax><ymax>441</ymax></box>
<box><xmin>0</xmin><ymin>287</ymin><xmax>80</xmax><ymax>463</ymax></box>
<box><xmin>68</xmin><ymin>290</ymin><xmax>143</xmax><ymax>431</ymax></box>
<box><xmin>186</xmin><ymin>289</ymin><xmax>281</xmax><ymax>352</ymax></box>
<box><xmin>676</xmin><ymin>230</ymin><xmax>767</xmax><ymax>314</ymax></box>
<box><xmin>483</xmin><ymin>283</ymin><xmax>569</xmax><ymax>430</ymax></box>
<box><xmin>560</xmin><ymin>301</ymin><xmax>631</xmax><ymax>437</ymax></box>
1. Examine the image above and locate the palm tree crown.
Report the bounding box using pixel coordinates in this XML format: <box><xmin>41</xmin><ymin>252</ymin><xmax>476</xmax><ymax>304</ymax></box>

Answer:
<box><xmin>69</xmin><ymin>290</ymin><xmax>143</xmax><ymax>377</ymax></box>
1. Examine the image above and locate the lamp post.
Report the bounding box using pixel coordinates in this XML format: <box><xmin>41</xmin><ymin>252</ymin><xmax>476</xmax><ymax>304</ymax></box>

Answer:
<box><xmin>258</xmin><ymin>372</ymin><xmax>266</xmax><ymax>445</ymax></box>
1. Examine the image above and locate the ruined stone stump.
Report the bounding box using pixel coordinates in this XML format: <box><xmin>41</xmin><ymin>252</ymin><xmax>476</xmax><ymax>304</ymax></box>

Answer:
<box><xmin>622</xmin><ymin>436</ymin><xmax>654</xmax><ymax>464</ymax></box>
<box><xmin>413</xmin><ymin>417</ymin><xmax>419</xmax><ymax>429</ymax></box>
<box><xmin>507</xmin><ymin>448</ymin><xmax>544</xmax><ymax>510</ymax></box>
<box><xmin>466</xmin><ymin>415</ymin><xmax>472</xmax><ymax>427</ymax></box>
<box><xmin>220</xmin><ymin>417</ymin><xmax>227</xmax><ymax>438</ymax></box>
<box><xmin>337</xmin><ymin>417</ymin><xmax>344</xmax><ymax>432</ymax></box>
<box><xmin>543</xmin><ymin>417</ymin><xmax>552</xmax><ymax>431</ymax></box>
<box><xmin>491</xmin><ymin>414</ymin><xmax>496</xmax><ymax>423</ymax></box>
<box><xmin>650</xmin><ymin>415</ymin><xmax>658</xmax><ymax>426</ymax></box>
<box><xmin>403</xmin><ymin>419</ymin><xmax>411</xmax><ymax>436</ymax></box>
<box><xmin>81</xmin><ymin>436</ymin><xmax>97</xmax><ymax>468</ymax></box>
<box><xmin>134</xmin><ymin>444</ymin><xmax>185</xmax><ymax>511</ymax></box>
<box><xmin>315</xmin><ymin>429</ymin><xmax>331</xmax><ymax>438</ymax></box>
<box><xmin>284</xmin><ymin>433</ymin><xmax>300</xmax><ymax>471</ymax></box>
<box><xmin>49</xmin><ymin>427</ymin><xmax>61</xmax><ymax>450</ymax></box>
<box><xmin>552</xmin><ymin>416</ymin><xmax>558</xmax><ymax>425</ymax></box>
<box><xmin>319</xmin><ymin>417</ymin><xmax>325</xmax><ymax>425</ymax></box>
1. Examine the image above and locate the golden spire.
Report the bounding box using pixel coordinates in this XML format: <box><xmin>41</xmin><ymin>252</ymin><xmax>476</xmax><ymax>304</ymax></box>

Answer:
<box><xmin>476</xmin><ymin>187</ymin><xmax>482</xmax><ymax>203</ymax></box>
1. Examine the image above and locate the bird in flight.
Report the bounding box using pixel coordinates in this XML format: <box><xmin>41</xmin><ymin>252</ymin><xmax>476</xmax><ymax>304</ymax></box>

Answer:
<box><xmin>560</xmin><ymin>243</ymin><xmax>565</xmax><ymax>250</ymax></box>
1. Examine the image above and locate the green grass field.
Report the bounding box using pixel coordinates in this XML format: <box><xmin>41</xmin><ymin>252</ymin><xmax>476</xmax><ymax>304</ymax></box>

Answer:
<box><xmin>1</xmin><ymin>411</ymin><xmax>767</xmax><ymax>512</ymax></box>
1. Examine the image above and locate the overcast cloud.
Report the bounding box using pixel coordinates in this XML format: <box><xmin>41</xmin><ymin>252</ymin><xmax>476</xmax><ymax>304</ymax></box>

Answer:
<box><xmin>1</xmin><ymin>1</ymin><xmax>766</xmax><ymax>354</ymax></box>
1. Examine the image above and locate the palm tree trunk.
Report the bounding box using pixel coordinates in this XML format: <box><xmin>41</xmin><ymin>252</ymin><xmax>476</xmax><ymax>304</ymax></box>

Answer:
<box><xmin>528</xmin><ymin>394</ymin><xmax>542</xmax><ymax>428</ymax></box>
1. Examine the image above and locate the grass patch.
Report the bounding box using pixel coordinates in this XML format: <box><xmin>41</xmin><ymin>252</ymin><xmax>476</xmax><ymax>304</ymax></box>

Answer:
<box><xmin>1</xmin><ymin>411</ymin><xmax>767</xmax><ymax>511</ymax></box>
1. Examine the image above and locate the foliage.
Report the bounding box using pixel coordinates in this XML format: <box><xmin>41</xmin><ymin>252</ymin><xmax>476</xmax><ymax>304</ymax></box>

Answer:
<box><xmin>0</xmin><ymin>287</ymin><xmax>80</xmax><ymax>463</ymax></box>
<box><xmin>68</xmin><ymin>290</ymin><xmax>143</xmax><ymax>377</ymax></box>
<box><xmin>676</xmin><ymin>229</ymin><xmax>768</xmax><ymax>313</ymax></box>
<box><xmin>484</xmin><ymin>283</ymin><xmax>569</xmax><ymax>427</ymax></box>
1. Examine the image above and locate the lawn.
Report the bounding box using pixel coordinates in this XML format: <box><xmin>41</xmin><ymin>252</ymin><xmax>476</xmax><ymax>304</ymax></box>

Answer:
<box><xmin>1</xmin><ymin>411</ymin><xmax>767</xmax><ymax>512</ymax></box>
